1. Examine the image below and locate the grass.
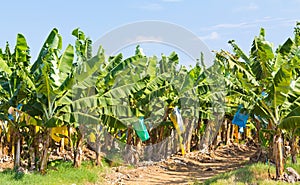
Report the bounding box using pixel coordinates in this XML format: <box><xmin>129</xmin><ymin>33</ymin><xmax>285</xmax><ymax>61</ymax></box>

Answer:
<box><xmin>0</xmin><ymin>160</ymin><xmax>111</xmax><ymax>185</ymax></box>
<box><xmin>197</xmin><ymin>157</ymin><xmax>300</xmax><ymax>185</ymax></box>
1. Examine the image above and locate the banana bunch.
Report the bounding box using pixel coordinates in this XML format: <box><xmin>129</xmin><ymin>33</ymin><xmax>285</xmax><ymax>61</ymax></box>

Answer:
<box><xmin>169</xmin><ymin>106</ymin><xmax>185</xmax><ymax>155</ymax></box>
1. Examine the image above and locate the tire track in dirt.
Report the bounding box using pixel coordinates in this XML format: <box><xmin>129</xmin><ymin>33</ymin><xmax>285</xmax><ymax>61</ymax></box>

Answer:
<box><xmin>105</xmin><ymin>144</ymin><xmax>258</xmax><ymax>185</ymax></box>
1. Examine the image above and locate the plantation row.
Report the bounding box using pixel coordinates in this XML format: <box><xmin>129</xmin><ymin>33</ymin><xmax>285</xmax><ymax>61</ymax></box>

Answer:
<box><xmin>0</xmin><ymin>23</ymin><xmax>300</xmax><ymax>179</ymax></box>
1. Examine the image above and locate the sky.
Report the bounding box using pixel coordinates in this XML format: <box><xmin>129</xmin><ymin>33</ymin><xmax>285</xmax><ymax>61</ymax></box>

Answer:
<box><xmin>0</xmin><ymin>0</ymin><xmax>299</xmax><ymax>67</ymax></box>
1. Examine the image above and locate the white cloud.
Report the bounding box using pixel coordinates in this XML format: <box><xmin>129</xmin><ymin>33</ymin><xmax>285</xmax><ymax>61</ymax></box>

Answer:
<box><xmin>161</xmin><ymin>0</ymin><xmax>183</xmax><ymax>2</ymax></box>
<box><xmin>200</xmin><ymin>17</ymin><xmax>297</xmax><ymax>32</ymax></box>
<box><xmin>138</xmin><ymin>3</ymin><xmax>163</xmax><ymax>11</ymax></box>
<box><xmin>198</xmin><ymin>22</ymin><xmax>254</xmax><ymax>32</ymax></box>
<box><xmin>199</xmin><ymin>32</ymin><xmax>220</xmax><ymax>41</ymax></box>
<box><xmin>278</xmin><ymin>19</ymin><xmax>299</xmax><ymax>27</ymax></box>
<box><xmin>212</xmin><ymin>23</ymin><xmax>249</xmax><ymax>29</ymax></box>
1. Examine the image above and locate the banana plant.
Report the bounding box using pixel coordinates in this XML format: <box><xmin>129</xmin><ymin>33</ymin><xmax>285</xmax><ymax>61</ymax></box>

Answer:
<box><xmin>24</xmin><ymin>28</ymin><xmax>106</xmax><ymax>172</ymax></box>
<box><xmin>69</xmin><ymin>28</ymin><xmax>94</xmax><ymax>168</ymax></box>
<box><xmin>94</xmin><ymin>48</ymin><xmax>169</xmax><ymax>162</ymax></box>
<box><xmin>0</xmin><ymin>34</ymin><xmax>34</xmax><ymax>169</ymax></box>
<box><xmin>125</xmin><ymin>50</ymin><xmax>177</xmax><ymax>159</ymax></box>
<box><xmin>24</xmin><ymin>28</ymin><xmax>74</xmax><ymax>173</ymax></box>
<box><xmin>216</xmin><ymin>24</ymin><xmax>300</xmax><ymax>179</ymax></box>
<box><xmin>70</xmin><ymin>44</ymin><xmax>152</xmax><ymax>164</ymax></box>
<box><xmin>174</xmin><ymin>51</ymin><xmax>228</xmax><ymax>155</ymax></box>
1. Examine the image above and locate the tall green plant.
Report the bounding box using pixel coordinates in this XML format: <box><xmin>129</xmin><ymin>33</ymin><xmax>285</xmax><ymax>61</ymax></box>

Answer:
<box><xmin>0</xmin><ymin>34</ymin><xmax>34</xmax><ymax>169</ymax></box>
<box><xmin>216</xmin><ymin>24</ymin><xmax>300</xmax><ymax>179</ymax></box>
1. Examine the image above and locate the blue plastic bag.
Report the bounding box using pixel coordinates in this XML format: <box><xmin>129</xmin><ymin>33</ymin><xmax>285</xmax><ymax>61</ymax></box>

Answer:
<box><xmin>232</xmin><ymin>105</ymin><xmax>249</xmax><ymax>131</ymax></box>
<box><xmin>8</xmin><ymin>114</ymin><xmax>14</xmax><ymax>121</ymax></box>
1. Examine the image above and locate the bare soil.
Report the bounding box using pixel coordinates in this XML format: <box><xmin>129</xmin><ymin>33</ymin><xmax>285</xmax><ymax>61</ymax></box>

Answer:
<box><xmin>105</xmin><ymin>144</ymin><xmax>258</xmax><ymax>185</ymax></box>
<box><xmin>0</xmin><ymin>143</ymin><xmax>258</xmax><ymax>185</ymax></box>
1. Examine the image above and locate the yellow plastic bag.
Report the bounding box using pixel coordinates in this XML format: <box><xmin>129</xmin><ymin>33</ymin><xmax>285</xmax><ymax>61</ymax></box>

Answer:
<box><xmin>169</xmin><ymin>106</ymin><xmax>185</xmax><ymax>155</ymax></box>
<box><xmin>51</xmin><ymin>126</ymin><xmax>69</xmax><ymax>145</ymax></box>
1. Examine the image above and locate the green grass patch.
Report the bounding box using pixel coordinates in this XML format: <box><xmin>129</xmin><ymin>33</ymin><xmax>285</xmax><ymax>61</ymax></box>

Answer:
<box><xmin>0</xmin><ymin>161</ymin><xmax>110</xmax><ymax>185</ymax></box>
<box><xmin>197</xmin><ymin>156</ymin><xmax>300</xmax><ymax>185</ymax></box>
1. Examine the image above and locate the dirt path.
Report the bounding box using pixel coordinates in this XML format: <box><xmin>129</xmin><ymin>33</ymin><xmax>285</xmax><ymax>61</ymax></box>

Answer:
<box><xmin>105</xmin><ymin>144</ymin><xmax>258</xmax><ymax>185</ymax></box>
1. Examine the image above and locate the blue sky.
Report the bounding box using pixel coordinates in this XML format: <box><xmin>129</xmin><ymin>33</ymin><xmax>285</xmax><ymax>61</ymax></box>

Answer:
<box><xmin>0</xmin><ymin>0</ymin><xmax>299</xmax><ymax>65</ymax></box>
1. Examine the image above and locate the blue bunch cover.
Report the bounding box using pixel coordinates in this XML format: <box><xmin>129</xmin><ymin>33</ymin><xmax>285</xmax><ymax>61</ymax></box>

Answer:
<box><xmin>232</xmin><ymin>105</ymin><xmax>249</xmax><ymax>129</ymax></box>
<box><xmin>8</xmin><ymin>104</ymin><xmax>23</xmax><ymax>121</ymax></box>
<box><xmin>8</xmin><ymin>114</ymin><xmax>14</xmax><ymax>121</ymax></box>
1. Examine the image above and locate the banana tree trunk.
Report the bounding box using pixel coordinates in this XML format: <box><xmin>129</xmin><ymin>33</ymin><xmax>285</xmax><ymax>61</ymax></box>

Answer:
<box><xmin>60</xmin><ymin>138</ymin><xmax>65</xmax><ymax>154</ymax></box>
<box><xmin>29</xmin><ymin>145</ymin><xmax>35</xmax><ymax>170</ymax></box>
<box><xmin>291</xmin><ymin>135</ymin><xmax>298</xmax><ymax>164</ymax></box>
<box><xmin>221</xmin><ymin>119</ymin><xmax>226</xmax><ymax>144</ymax></box>
<box><xmin>199</xmin><ymin>119</ymin><xmax>211</xmax><ymax>152</ymax></box>
<box><xmin>158</xmin><ymin>126</ymin><xmax>164</xmax><ymax>142</ymax></box>
<box><xmin>14</xmin><ymin>132</ymin><xmax>21</xmax><ymax>169</ymax></box>
<box><xmin>233</xmin><ymin>125</ymin><xmax>239</xmax><ymax>143</ymax></box>
<box><xmin>28</xmin><ymin>126</ymin><xmax>38</xmax><ymax>170</ymax></box>
<box><xmin>185</xmin><ymin>118</ymin><xmax>195</xmax><ymax>153</ymax></box>
<box><xmin>95</xmin><ymin>135</ymin><xmax>103</xmax><ymax>166</ymax></box>
<box><xmin>274</xmin><ymin>132</ymin><xmax>284</xmax><ymax>179</ymax></box>
<box><xmin>34</xmin><ymin>127</ymin><xmax>41</xmax><ymax>170</ymax></box>
<box><xmin>74</xmin><ymin>127</ymin><xmax>84</xmax><ymax>168</ymax></box>
<box><xmin>134</xmin><ymin>137</ymin><xmax>142</xmax><ymax>163</ymax></box>
<box><xmin>8</xmin><ymin>126</ymin><xmax>14</xmax><ymax>163</ymax></box>
<box><xmin>40</xmin><ymin>129</ymin><xmax>50</xmax><ymax>173</ymax></box>
<box><xmin>225</xmin><ymin>119</ymin><xmax>231</xmax><ymax>145</ymax></box>
<box><xmin>165</xmin><ymin>128</ymin><xmax>171</xmax><ymax>159</ymax></box>
<box><xmin>254</xmin><ymin>119</ymin><xmax>261</xmax><ymax>143</ymax></box>
<box><xmin>211</xmin><ymin>133</ymin><xmax>218</xmax><ymax>150</ymax></box>
<box><xmin>127</xmin><ymin>128</ymin><xmax>133</xmax><ymax>145</ymax></box>
<box><xmin>194</xmin><ymin>119</ymin><xmax>202</xmax><ymax>147</ymax></box>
